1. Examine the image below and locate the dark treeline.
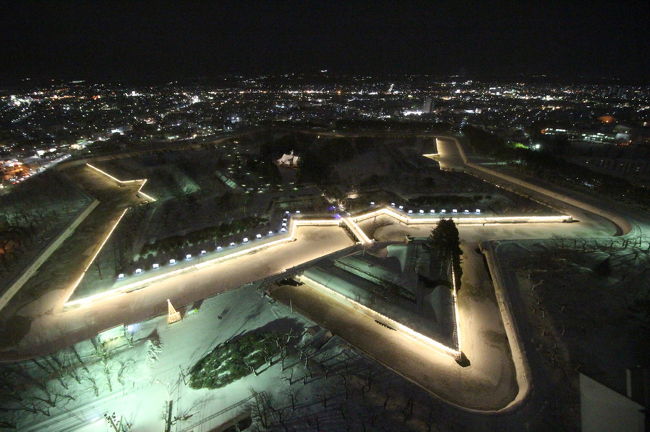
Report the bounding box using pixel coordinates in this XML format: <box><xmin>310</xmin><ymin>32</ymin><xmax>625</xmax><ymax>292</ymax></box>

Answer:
<box><xmin>140</xmin><ymin>216</ymin><xmax>266</xmax><ymax>257</ymax></box>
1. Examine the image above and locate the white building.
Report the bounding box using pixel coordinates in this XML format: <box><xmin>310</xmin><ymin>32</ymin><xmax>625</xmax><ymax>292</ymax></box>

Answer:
<box><xmin>276</xmin><ymin>150</ymin><xmax>300</xmax><ymax>168</ymax></box>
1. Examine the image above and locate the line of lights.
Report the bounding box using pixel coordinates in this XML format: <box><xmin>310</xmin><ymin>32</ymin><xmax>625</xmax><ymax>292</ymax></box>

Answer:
<box><xmin>64</xmin><ymin>216</ymin><xmax>342</xmax><ymax>307</ymax></box>
<box><xmin>63</xmin><ymin>208</ymin><xmax>129</xmax><ymax>305</ymax></box>
<box><xmin>64</xmin><ymin>204</ymin><xmax>571</xmax><ymax>308</ymax></box>
<box><xmin>298</xmin><ymin>274</ymin><xmax>462</xmax><ymax>359</ymax></box>
<box><xmin>341</xmin><ymin>216</ymin><xmax>373</xmax><ymax>244</ymax></box>
<box><xmin>352</xmin><ymin>206</ymin><xmax>571</xmax><ymax>225</ymax></box>
<box><xmin>0</xmin><ymin>200</ymin><xmax>100</xmax><ymax>312</ymax></box>
<box><xmin>450</xmin><ymin>266</ymin><xmax>462</xmax><ymax>353</ymax></box>
<box><xmin>86</xmin><ymin>163</ymin><xmax>156</xmax><ymax>202</ymax></box>
<box><xmin>63</xmin><ymin>178</ymin><xmax>570</xmax><ymax>310</ymax></box>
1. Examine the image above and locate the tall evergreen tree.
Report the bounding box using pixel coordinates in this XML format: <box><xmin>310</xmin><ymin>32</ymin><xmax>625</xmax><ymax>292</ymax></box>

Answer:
<box><xmin>427</xmin><ymin>219</ymin><xmax>463</xmax><ymax>288</ymax></box>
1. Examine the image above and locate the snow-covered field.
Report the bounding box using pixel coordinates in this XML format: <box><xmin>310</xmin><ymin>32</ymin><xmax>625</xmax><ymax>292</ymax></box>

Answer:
<box><xmin>4</xmin><ymin>280</ymin><xmax>476</xmax><ymax>432</ymax></box>
<box><xmin>1</xmin><ymin>285</ymin><xmax>317</xmax><ymax>431</ymax></box>
<box><xmin>494</xmin><ymin>238</ymin><xmax>650</xmax><ymax>429</ymax></box>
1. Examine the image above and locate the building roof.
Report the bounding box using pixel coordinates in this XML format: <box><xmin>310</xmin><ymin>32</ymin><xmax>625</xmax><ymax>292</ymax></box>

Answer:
<box><xmin>580</xmin><ymin>373</ymin><xmax>645</xmax><ymax>432</ymax></box>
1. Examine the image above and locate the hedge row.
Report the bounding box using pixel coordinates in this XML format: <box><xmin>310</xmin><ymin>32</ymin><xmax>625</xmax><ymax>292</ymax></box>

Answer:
<box><xmin>140</xmin><ymin>216</ymin><xmax>266</xmax><ymax>257</ymax></box>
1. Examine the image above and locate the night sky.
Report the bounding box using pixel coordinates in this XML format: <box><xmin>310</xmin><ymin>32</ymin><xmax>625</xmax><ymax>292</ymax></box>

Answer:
<box><xmin>1</xmin><ymin>0</ymin><xmax>648</xmax><ymax>83</ymax></box>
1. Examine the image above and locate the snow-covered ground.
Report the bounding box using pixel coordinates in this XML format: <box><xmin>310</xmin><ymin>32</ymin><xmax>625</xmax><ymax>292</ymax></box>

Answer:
<box><xmin>493</xmin><ymin>239</ymin><xmax>650</xmax><ymax>429</ymax></box>
<box><xmin>2</xmin><ymin>285</ymin><xmax>318</xmax><ymax>431</ymax></box>
<box><xmin>5</xmin><ymin>280</ymin><xmax>468</xmax><ymax>432</ymax></box>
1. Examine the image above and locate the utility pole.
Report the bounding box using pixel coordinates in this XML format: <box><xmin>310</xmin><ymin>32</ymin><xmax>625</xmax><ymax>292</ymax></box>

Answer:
<box><xmin>164</xmin><ymin>400</ymin><xmax>173</xmax><ymax>432</ymax></box>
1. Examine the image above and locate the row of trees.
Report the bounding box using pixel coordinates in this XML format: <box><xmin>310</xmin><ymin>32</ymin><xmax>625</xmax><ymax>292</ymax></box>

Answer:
<box><xmin>409</xmin><ymin>194</ymin><xmax>488</xmax><ymax>208</ymax></box>
<box><xmin>0</xmin><ymin>334</ymin><xmax>147</xmax><ymax>429</ymax></box>
<box><xmin>249</xmin><ymin>338</ymin><xmax>458</xmax><ymax>431</ymax></box>
<box><xmin>139</xmin><ymin>216</ymin><xmax>266</xmax><ymax>258</ymax></box>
